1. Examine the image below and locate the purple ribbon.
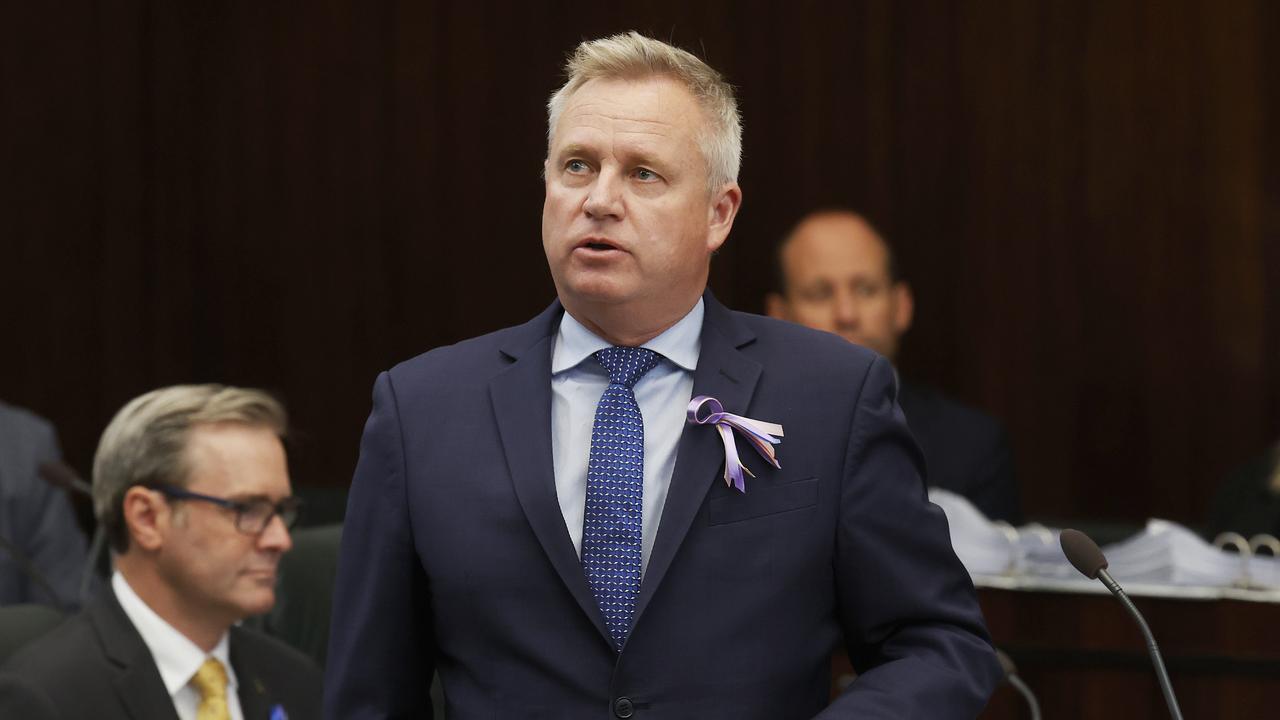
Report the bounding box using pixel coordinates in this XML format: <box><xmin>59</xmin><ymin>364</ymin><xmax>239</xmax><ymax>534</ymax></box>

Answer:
<box><xmin>686</xmin><ymin>396</ymin><xmax>784</xmax><ymax>493</ymax></box>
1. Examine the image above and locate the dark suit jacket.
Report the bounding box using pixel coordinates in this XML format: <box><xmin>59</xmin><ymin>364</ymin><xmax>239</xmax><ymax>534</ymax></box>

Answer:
<box><xmin>1206</xmin><ymin>444</ymin><xmax>1280</xmax><ymax>538</ymax></box>
<box><xmin>0</xmin><ymin>671</ymin><xmax>59</xmax><ymax>719</ymax></box>
<box><xmin>898</xmin><ymin>382</ymin><xmax>1022</xmax><ymax>525</ymax></box>
<box><xmin>2</xmin><ymin>587</ymin><xmax>323</xmax><ymax>719</ymax></box>
<box><xmin>326</xmin><ymin>293</ymin><xmax>1001</xmax><ymax>719</ymax></box>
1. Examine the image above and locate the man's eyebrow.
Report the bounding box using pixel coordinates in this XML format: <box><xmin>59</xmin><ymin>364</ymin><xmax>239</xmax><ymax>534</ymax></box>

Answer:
<box><xmin>552</xmin><ymin>142</ymin><xmax>667</xmax><ymax>170</ymax></box>
<box><xmin>226</xmin><ymin>492</ymin><xmax>280</xmax><ymax>504</ymax></box>
<box><xmin>616</xmin><ymin>146</ymin><xmax>664</xmax><ymax>167</ymax></box>
<box><xmin>553</xmin><ymin>144</ymin><xmax>594</xmax><ymax>159</ymax></box>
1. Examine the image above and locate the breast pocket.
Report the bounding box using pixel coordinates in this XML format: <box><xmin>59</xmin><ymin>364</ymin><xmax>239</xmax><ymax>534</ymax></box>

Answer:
<box><xmin>708</xmin><ymin>477</ymin><xmax>819</xmax><ymax>525</ymax></box>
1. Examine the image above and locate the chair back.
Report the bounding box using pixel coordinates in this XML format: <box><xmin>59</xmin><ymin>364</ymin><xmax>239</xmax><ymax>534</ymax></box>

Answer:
<box><xmin>0</xmin><ymin>604</ymin><xmax>64</xmax><ymax>663</ymax></box>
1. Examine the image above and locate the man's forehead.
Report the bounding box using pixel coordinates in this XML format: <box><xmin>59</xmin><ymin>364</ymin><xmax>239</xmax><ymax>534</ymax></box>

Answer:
<box><xmin>182</xmin><ymin>423</ymin><xmax>288</xmax><ymax>490</ymax></box>
<box><xmin>784</xmin><ymin>218</ymin><xmax>891</xmax><ymax>278</ymax></box>
<box><xmin>570</xmin><ymin>74</ymin><xmax>695</xmax><ymax>106</ymax></box>
<box><xmin>552</xmin><ymin>76</ymin><xmax>701</xmax><ymax>145</ymax></box>
<box><xmin>185</xmin><ymin>421</ymin><xmax>279</xmax><ymax>451</ymax></box>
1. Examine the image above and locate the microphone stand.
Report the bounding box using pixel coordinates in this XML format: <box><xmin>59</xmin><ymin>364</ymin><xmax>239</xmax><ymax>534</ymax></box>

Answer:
<box><xmin>0</xmin><ymin>533</ymin><xmax>62</xmax><ymax>607</ymax></box>
<box><xmin>1097</xmin><ymin>568</ymin><xmax>1183</xmax><ymax>720</ymax></box>
<box><xmin>996</xmin><ymin>649</ymin><xmax>1041</xmax><ymax>720</ymax></box>
<box><xmin>1060</xmin><ymin>528</ymin><xmax>1185</xmax><ymax>720</ymax></box>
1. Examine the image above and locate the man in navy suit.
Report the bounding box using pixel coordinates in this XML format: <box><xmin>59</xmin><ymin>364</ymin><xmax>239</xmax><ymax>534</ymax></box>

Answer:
<box><xmin>766</xmin><ymin>210</ymin><xmax>1022</xmax><ymax>524</ymax></box>
<box><xmin>326</xmin><ymin>32</ymin><xmax>1001</xmax><ymax>718</ymax></box>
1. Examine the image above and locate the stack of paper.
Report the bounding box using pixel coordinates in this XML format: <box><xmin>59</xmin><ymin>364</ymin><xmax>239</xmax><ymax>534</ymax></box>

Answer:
<box><xmin>1013</xmin><ymin>524</ymin><xmax>1078</xmax><ymax>581</ymax></box>
<box><xmin>927</xmin><ymin>490</ymin><xmax>1280</xmax><ymax>591</ymax></box>
<box><xmin>1104</xmin><ymin>520</ymin><xmax>1249</xmax><ymax>586</ymax></box>
<box><xmin>928</xmin><ymin>488</ymin><xmax>1018</xmax><ymax>576</ymax></box>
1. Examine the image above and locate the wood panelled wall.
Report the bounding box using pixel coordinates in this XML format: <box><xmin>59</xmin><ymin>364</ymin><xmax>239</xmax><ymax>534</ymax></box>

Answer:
<box><xmin>2</xmin><ymin>1</ymin><xmax>1275</xmax><ymax>526</ymax></box>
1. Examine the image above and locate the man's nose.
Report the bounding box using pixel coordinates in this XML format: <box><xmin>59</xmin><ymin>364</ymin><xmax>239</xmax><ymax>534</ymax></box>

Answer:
<box><xmin>258</xmin><ymin>513</ymin><xmax>293</xmax><ymax>552</ymax></box>
<box><xmin>833</xmin><ymin>290</ymin><xmax>861</xmax><ymax>327</ymax></box>
<box><xmin>583</xmin><ymin>169</ymin><xmax>624</xmax><ymax>220</ymax></box>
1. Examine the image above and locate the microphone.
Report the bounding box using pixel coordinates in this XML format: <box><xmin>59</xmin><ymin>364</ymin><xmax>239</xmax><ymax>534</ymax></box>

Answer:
<box><xmin>38</xmin><ymin>462</ymin><xmax>105</xmax><ymax>607</ymax></box>
<box><xmin>1060</xmin><ymin>528</ymin><xmax>1184</xmax><ymax>720</ymax></box>
<box><xmin>37</xmin><ymin>461</ymin><xmax>93</xmax><ymax>498</ymax></box>
<box><xmin>995</xmin><ymin>649</ymin><xmax>1040</xmax><ymax>720</ymax></box>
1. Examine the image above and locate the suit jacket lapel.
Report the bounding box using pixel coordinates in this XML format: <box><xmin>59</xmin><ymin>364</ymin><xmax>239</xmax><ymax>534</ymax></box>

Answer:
<box><xmin>634</xmin><ymin>293</ymin><xmax>761</xmax><ymax>625</ymax></box>
<box><xmin>91</xmin><ymin>589</ymin><xmax>181</xmax><ymax>720</ymax></box>
<box><xmin>490</xmin><ymin>301</ymin><xmax>613</xmax><ymax>645</ymax></box>
<box><xmin>229</xmin><ymin>629</ymin><xmax>274</xmax><ymax>720</ymax></box>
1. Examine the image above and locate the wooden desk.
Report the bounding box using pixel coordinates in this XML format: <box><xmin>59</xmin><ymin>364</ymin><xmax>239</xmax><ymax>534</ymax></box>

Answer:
<box><xmin>832</xmin><ymin>587</ymin><xmax>1280</xmax><ymax>717</ymax></box>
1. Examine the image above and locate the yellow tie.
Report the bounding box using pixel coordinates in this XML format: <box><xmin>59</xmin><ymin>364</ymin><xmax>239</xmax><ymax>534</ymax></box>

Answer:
<box><xmin>191</xmin><ymin>657</ymin><xmax>231</xmax><ymax>720</ymax></box>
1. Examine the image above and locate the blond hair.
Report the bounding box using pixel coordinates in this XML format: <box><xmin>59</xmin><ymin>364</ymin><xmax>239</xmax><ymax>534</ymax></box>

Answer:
<box><xmin>93</xmin><ymin>384</ymin><xmax>287</xmax><ymax>553</ymax></box>
<box><xmin>546</xmin><ymin>31</ymin><xmax>741</xmax><ymax>191</ymax></box>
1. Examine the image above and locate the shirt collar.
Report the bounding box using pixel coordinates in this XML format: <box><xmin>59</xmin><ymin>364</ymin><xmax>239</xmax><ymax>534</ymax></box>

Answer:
<box><xmin>112</xmin><ymin>572</ymin><xmax>238</xmax><ymax>697</ymax></box>
<box><xmin>552</xmin><ymin>298</ymin><xmax>703</xmax><ymax>374</ymax></box>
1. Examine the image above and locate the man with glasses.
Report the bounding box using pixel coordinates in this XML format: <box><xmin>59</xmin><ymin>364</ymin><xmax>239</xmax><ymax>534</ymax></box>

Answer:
<box><xmin>2</xmin><ymin>385</ymin><xmax>321</xmax><ymax>719</ymax></box>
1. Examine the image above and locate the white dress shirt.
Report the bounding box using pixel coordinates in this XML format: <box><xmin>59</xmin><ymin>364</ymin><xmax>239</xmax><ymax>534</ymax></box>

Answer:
<box><xmin>112</xmin><ymin>572</ymin><xmax>244</xmax><ymax>720</ymax></box>
<box><xmin>550</xmin><ymin>298</ymin><xmax>702</xmax><ymax>575</ymax></box>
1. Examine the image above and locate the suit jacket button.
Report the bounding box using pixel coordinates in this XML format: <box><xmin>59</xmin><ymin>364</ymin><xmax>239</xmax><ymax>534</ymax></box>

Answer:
<box><xmin>613</xmin><ymin>697</ymin><xmax>635</xmax><ymax>718</ymax></box>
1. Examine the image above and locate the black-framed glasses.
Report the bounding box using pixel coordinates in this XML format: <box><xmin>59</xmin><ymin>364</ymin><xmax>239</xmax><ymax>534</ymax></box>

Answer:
<box><xmin>147</xmin><ymin>485</ymin><xmax>303</xmax><ymax>535</ymax></box>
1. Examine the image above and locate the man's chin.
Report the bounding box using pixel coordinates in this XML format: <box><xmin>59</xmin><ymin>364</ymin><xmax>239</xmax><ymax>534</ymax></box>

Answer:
<box><xmin>561</xmin><ymin>279</ymin><xmax>636</xmax><ymax>308</ymax></box>
<box><xmin>234</xmin><ymin>589</ymin><xmax>277</xmax><ymax>617</ymax></box>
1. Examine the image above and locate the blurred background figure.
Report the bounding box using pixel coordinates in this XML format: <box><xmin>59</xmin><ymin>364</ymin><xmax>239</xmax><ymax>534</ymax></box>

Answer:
<box><xmin>0</xmin><ymin>401</ymin><xmax>88</xmax><ymax>608</ymax></box>
<box><xmin>1207</xmin><ymin>439</ymin><xmax>1280</xmax><ymax>538</ymax></box>
<box><xmin>766</xmin><ymin>210</ymin><xmax>1022</xmax><ymax>524</ymax></box>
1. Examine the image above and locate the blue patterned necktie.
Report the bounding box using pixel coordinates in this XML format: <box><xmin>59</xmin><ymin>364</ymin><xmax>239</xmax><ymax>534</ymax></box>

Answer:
<box><xmin>582</xmin><ymin>346</ymin><xmax>660</xmax><ymax>651</ymax></box>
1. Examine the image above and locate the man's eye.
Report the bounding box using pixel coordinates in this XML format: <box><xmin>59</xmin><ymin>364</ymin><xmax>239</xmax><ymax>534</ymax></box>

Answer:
<box><xmin>565</xmin><ymin>160</ymin><xmax>588</xmax><ymax>173</ymax></box>
<box><xmin>800</xmin><ymin>285</ymin><xmax>833</xmax><ymax>302</ymax></box>
<box><xmin>634</xmin><ymin>168</ymin><xmax>658</xmax><ymax>181</ymax></box>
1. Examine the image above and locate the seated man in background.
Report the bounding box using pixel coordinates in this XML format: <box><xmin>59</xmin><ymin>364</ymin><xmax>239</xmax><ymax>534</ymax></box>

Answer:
<box><xmin>767</xmin><ymin>210</ymin><xmax>1022</xmax><ymax>523</ymax></box>
<box><xmin>3</xmin><ymin>385</ymin><xmax>322</xmax><ymax>719</ymax></box>
<box><xmin>0</xmin><ymin>400</ymin><xmax>87</xmax><ymax>608</ymax></box>
<box><xmin>1207</xmin><ymin>440</ymin><xmax>1280</xmax><ymax>538</ymax></box>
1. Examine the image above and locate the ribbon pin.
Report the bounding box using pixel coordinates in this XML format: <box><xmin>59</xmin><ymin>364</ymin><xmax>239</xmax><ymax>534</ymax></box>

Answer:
<box><xmin>686</xmin><ymin>395</ymin><xmax>784</xmax><ymax>493</ymax></box>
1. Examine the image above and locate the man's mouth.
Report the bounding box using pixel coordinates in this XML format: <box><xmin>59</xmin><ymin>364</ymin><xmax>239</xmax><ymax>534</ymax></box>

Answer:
<box><xmin>576</xmin><ymin>237</ymin><xmax>623</xmax><ymax>252</ymax></box>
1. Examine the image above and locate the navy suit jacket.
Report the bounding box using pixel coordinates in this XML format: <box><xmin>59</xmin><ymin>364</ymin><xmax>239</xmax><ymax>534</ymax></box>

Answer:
<box><xmin>326</xmin><ymin>293</ymin><xmax>1001</xmax><ymax>719</ymax></box>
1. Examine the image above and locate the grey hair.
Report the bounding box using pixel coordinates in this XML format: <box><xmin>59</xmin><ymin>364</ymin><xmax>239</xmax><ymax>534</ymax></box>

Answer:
<box><xmin>546</xmin><ymin>31</ymin><xmax>742</xmax><ymax>191</ymax></box>
<box><xmin>93</xmin><ymin>384</ymin><xmax>287</xmax><ymax>553</ymax></box>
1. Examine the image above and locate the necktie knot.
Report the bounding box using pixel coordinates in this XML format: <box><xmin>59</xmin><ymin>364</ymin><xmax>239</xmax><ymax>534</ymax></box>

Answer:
<box><xmin>595</xmin><ymin>346</ymin><xmax>659</xmax><ymax>389</ymax></box>
<box><xmin>191</xmin><ymin>657</ymin><xmax>230</xmax><ymax>720</ymax></box>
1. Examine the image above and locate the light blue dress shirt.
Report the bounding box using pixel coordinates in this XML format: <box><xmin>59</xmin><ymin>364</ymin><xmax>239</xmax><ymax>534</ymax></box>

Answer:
<box><xmin>551</xmin><ymin>299</ymin><xmax>702</xmax><ymax>576</ymax></box>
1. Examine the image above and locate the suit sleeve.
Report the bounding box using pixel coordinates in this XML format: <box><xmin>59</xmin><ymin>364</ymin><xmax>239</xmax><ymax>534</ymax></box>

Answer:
<box><xmin>325</xmin><ymin>372</ymin><xmax>435</xmax><ymax>718</ymax></box>
<box><xmin>818</xmin><ymin>356</ymin><xmax>1003</xmax><ymax>719</ymax></box>
<box><xmin>18</xmin><ymin>417</ymin><xmax>88</xmax><ymax>608</ymax></box>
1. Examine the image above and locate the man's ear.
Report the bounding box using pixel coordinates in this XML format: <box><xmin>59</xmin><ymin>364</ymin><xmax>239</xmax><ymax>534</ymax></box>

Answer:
<box><xmin>122</xmin><ymin>486</ymin><xmax>168</xmax><ymax>552</ymax></box>
<box><xmin>706</xmin><ymin>183</ymin><xmax>743</xmax><ymax>253</ymax></box>
<box><xmin>892</xmin><ymin>282</ymin><xmax>915</xmax><ymax>334</ymax></box>
<box><xmin>765</xmin><ymin>292</ymin><xmax>789</xmax><ymax>320</ymax></box>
